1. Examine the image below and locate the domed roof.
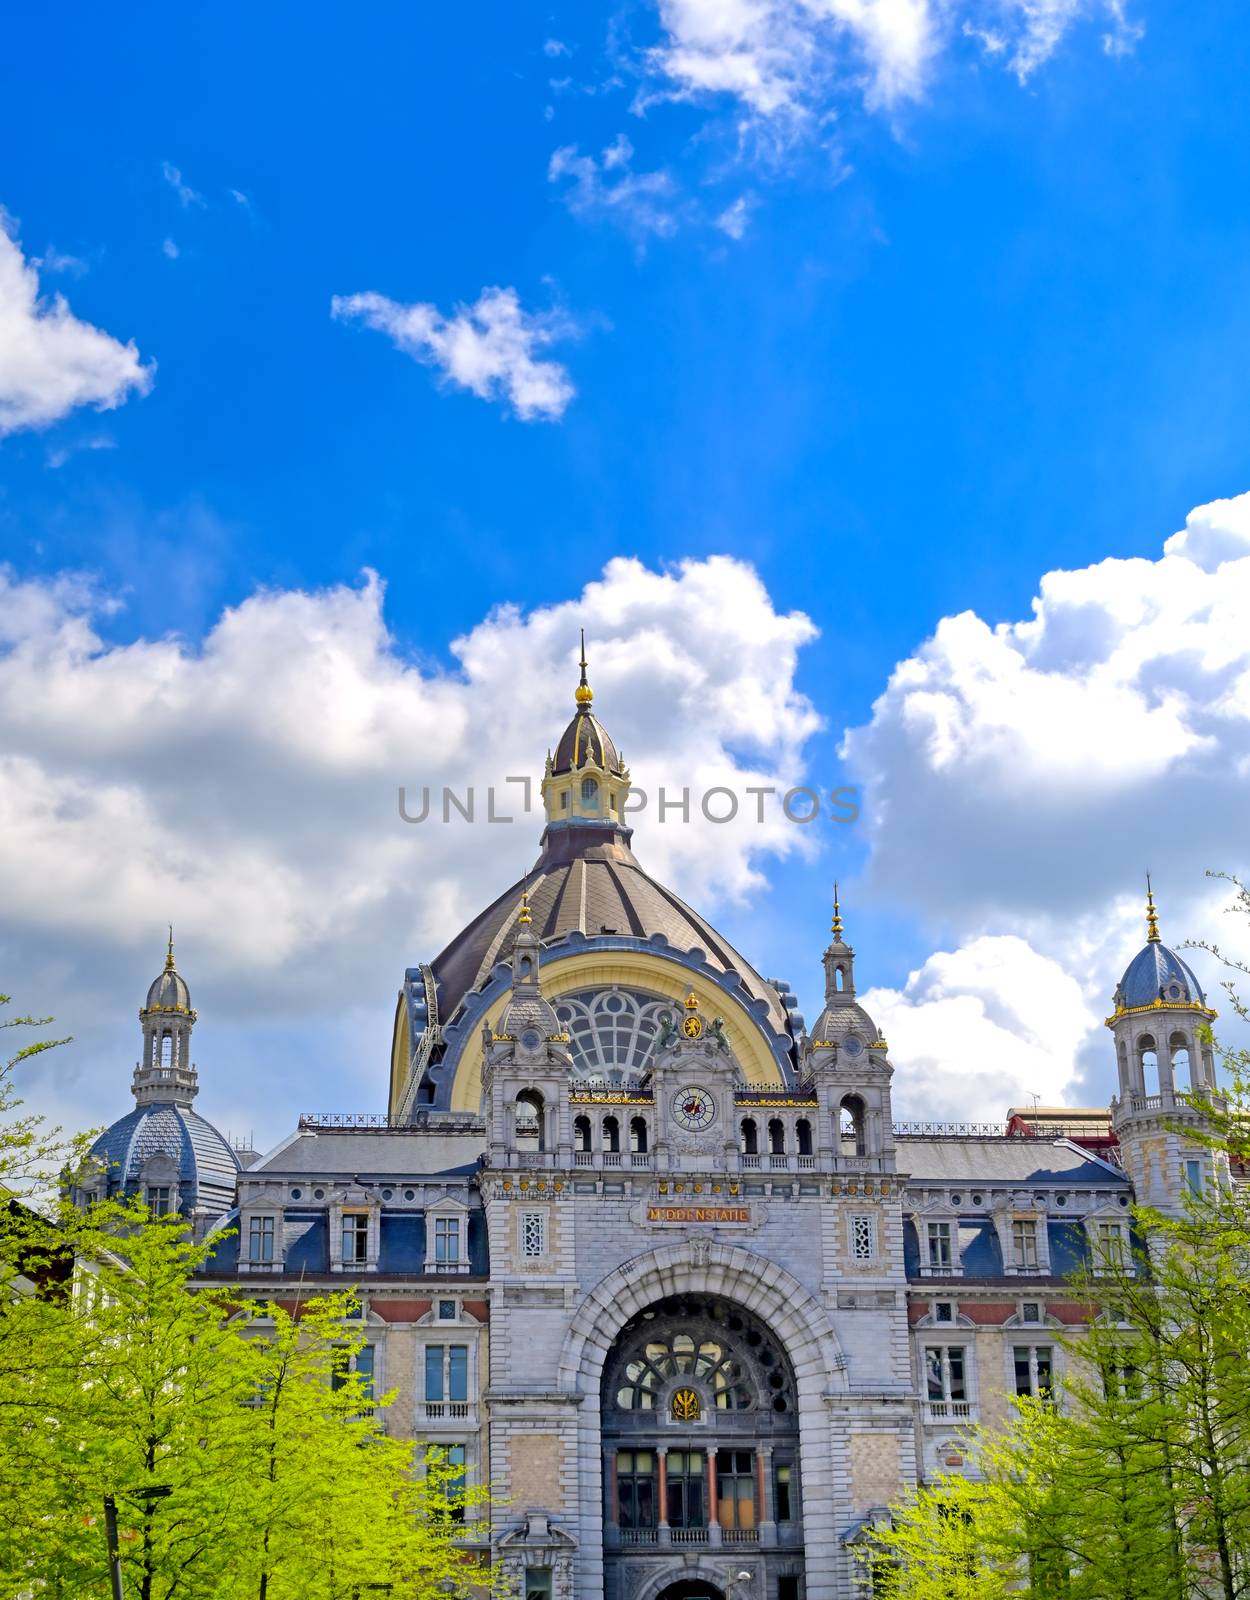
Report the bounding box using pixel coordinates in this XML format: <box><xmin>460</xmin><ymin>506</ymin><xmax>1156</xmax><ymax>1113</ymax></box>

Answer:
<box><xmin>810</xmin><ymin>998</ymin><xmax>879</xmax><ymax>1045</ymax></box>
<box><xmin>1114</xmin><ymin>941</ymin><xmax>1207</xmax><ymax>1011</ymax></box>
<box><xmin>88</xmin><ymin>1103</ymin><xmax>239</xmax><ymax>1217</ymax></box>
<box><xmin>143</xmin><ymin>935</ymin><xmax>193</xmax><ymax>1015</ymax></box>
<box><xmin>552</xmin><ymin>706</ymin><xmax>623</xmax><ymax>775</ymax></box>
<box><xmin>429</xmin><ymin>827</ymin><xmax>789</xmax><ymax>1035</ymax></box>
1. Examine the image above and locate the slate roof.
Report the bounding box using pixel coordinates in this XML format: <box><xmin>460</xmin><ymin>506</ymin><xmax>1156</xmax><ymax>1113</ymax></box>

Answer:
<box><xmin>89</xmin><ymin>1103</ymin><xmax>240</xmax><ymax>1214</ymax></box>
<box><xmin>898</xmin><ymin>1138</ymin><xmax>1127</xmax><ymax>1186</ymax></box>
<box><xmin>1114</xmin><ymin>940</ymin><xmax>1208</xmax><ymax>1010</ymax></box>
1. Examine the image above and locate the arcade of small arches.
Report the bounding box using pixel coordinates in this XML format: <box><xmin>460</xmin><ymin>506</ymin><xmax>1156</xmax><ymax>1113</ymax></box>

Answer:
<box><xmin>1116</xmin><ymin>1025</ymin><xmax>1218</xmax><ymax>1102</ymax></box>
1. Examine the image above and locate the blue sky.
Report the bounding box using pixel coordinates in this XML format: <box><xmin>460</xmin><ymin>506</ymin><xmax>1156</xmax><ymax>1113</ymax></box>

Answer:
<box><xmin>3</xmin><ymin>0</ymin><xmax>1250</xmax><ymax>1146</ymax></box>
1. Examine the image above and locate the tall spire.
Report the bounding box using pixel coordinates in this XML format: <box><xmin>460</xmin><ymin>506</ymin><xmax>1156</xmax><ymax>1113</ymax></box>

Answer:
<box><xmin>831</xmin><ymin>882</ymin><xmax>844</xmax><ymax>944</ymax></box>
<box><xmin>165</xmin><ymin>924</ymin><xmax>176</xmax><ymax>971</ymax></box>
<box><xmin>518</xmin><ymin>889</ymin><xmax>532</xmax><ymax>927</ymax></box>
<box><xmin>1145</xmin><ymin>873</ymin><xmax>1161</xmax><ymax>943</ymax></box>
<box><xmin>575</xmin><ymin>628</ymin><xmax>593</xmax><ymax>708</ymax></box>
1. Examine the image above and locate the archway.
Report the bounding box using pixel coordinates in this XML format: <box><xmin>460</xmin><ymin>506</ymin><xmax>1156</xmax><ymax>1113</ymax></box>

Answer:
<box><xmin>558</xmin><ymin>1241</ymin><xmax>845</xmax><ymax>1600</ymax></box>
<box><xmin>656</xmin><ymin>1583</ymin><xmax>725</xmax><ymax>1600</ymax></box>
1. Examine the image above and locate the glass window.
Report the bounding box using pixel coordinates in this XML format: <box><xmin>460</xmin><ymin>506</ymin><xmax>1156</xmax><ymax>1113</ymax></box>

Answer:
<box><xmin>716</xmin><ymin>1449</ymin><xmax>757</xmax><ymax>1530</ymax></box>
<box><xmin>525</xmin><ymin>1570</ymin><xmax>553</xmax><ymax>1600</ymax></box>
<box><xmin>1021</xmin><ymin>1301</ymin><xmax>1041</xmax><ymax>1323</ymax></box>
<box><xmin>438</xmin><ymin>1299</ymin><xmax>457</xmax><ymax>1320</ymax></box>
<box><xmin>1096</xmin><ymin>1221</ymin><xmax>1125</xmax><ymax>1267</ymax></box>
<box><xmin>552</xmin><ymin>988</ymin><xmax>677</xmax><ymax>1086</ymax></box>
<box><xmin>851</xmin><ymin>1214</ymin><xmax>874</xmax><ymax>1261</ymax></box>
<box><xmin>341</xmin><ymin>1212</ymin><xmax>368</xmax><ymax>1265</ymax></box>
<box><xmin>248</xmin><ymin>1214</ymin><xmax>275</xmax><ymax>1262</ymax></box>
<box><xmin>146</xmin><ymin>1186</ymin><xmax>172</xmax><ymax>1217</ymax></box>
<box><xmin>774</xmin><ymin>1461</ymin><xmax>793</xmax><ymax>1521</ymax></box>
<box><xmin>521</xmin><ymin>1211</ymin><xmax>546</xmax><ymax>1259</ymax></box>
<box><xmin>925</xmin><ymin>1346</ymin><xmax>967</xmax><ymax>1406</ymax></box>
<box><xmin>581</xmin><ymin>777</ymin><xmax>599</xmax><ymax>808</ymax></box>
<box><xmin>927</xmin><ymin>1221</ymin><xmax>952</xmax><ymax>1269</ymax></box>
<box><xmin>435</xmin><ymin>1216</ymin><xmax>461</xmax><ymax>1264</ymax></box>
<box><xmin>330</xmin><ymin>1343</ymin><xmax>374</xmax><ymax>1406</ymax></box>
<box><xmin>1012</xmin><ymin>1218</ymin><xmax>1039</xmax><ymax>1269</ymax></box>
<box><xmin>616</xmin><ymin>1449</ymin><xmax>656</xmax><ymax>1530</ymax></box>
<box><xmin>1014</xmin><ymin>1345</ymin><xmax>1054</xmax><ymax>1403</ymax></box>
<box><xmin>665</xmin><ymin>1450</ymin><xmax>706</xmax><ymax>1530</ymax></box>
<box><xmin>934</xmin><ymin>1301</ymin><xmax>954</xmax><ymax>1323</ymax></box>
<box><xmin>445</xmin><ymin>1443</ymin><xmax>466</xmax><ymax>1523</ymax></box>
<box><xmin>1185</xmin><ymin>1159</ymin><xmax>1203</xmax><ymax>1196</ymax></box>
<box><xmin>425</xmin><ymin>1344</ymin><xmax>469</xmax><ymax>1404</ymax></box>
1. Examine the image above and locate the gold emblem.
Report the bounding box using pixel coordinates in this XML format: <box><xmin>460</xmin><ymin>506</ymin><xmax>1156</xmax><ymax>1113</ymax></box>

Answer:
<box><xmin>682</xmin><ymin>1013</ymin><xmax>703</xmax><ymax>1039</ymax></box>
<box><xmin>671</xmin><ymin>1387</ymin><xmax>701</xmax><ymax>1422</ymax></box>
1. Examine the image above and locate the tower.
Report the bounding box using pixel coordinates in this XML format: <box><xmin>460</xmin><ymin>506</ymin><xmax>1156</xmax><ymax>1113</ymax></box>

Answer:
<box><xmin>1108</xmin><ymin>880</ymin><xmax>1223</xmax><ymax>1210</ymax></box>
<box><xmin>801</xmin><ymin>887</ymin><xmax>897</xmax><ymax>1169</ymax></box>
<box><xmin>83</xmin><ymin>936</ymin><xmax>240</xmax><ymax>1235</ymax></box>
<box><xmin>539</xmin><ymin>632</ymin><xmax>632</xmax><ymax>849</ymax></box>
<box><xmin>482</xmin><ymin>894</ymin><xmax>575</xmax><ymax>1168</ymax></box>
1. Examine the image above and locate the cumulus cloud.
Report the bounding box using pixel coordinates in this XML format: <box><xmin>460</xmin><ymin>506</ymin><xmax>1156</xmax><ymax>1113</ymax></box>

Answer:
<box><xmin>843</xmin><ymin>488</ymin><xmax>1250</xmax><ymax>1109</ymax></box>
<box><xmin>863</xmin><ymin>937</ymin><xmax>1098</xmax><ymax>1120</ymax></box>
<box><xmin>715</xmin><ymin>195</ymin><xmax>756</xmax><ymax>239</ymax></box>
<box><xmin>0</xmin><ymin>218</ymin><xmax>153</xmax><ymax>437</ymax></box>
<box><xmin>1</xmin><ymin>556</ymin><xmax>819</xmax><ymax>1145</ymax></box>
<box><xmin>549</xmin><ymin>136</ymin><xmax>683</xmax><ymax>238</ymax></box>
<box><xmin>331</xmin><ymin>286</ymin><xmax>577</xmax><ymax>421</ymax></box>
<box><xmin>641</xmin><ymin>0</ymin><xmax>1139</xmax><ymax>132</ymax></box>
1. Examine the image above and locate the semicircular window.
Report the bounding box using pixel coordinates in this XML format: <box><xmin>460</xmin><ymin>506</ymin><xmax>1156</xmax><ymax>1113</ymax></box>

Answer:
<box><xmin>554</xmin><ymin>988</ymin><xmax>676</xmax><ymax>1087</ymax></box>
<box><xmin>605</xmin><ymin>1295</ymin><xmax>797</xmax><ymax>1419</ymax></box>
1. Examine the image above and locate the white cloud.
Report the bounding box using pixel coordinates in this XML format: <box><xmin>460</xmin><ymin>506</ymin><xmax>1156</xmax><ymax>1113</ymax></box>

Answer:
<box><xmin>642</xmin><ymin>0</ymin><xmax>1139</xmax><ymax>131</ymax></box>
<box><xmin>161</xmin><ymin>161</ymin><xmax>204</xmax><ymax>209</ymax></box>
<box><xmin>544</xmin><ymin>37</ymin><xmax>571</xmax><ymax>57</ymax></box>
<box><xmin>843</xmin><ymin>488</ymin><xmax>1250</xmax><ymax>1108</ymax></box>
<box><xmin>45</xmin><ymin>434</ymin><xmax>116</xmax><ymax>470</ymax></box>
<box><xmin>863</xmin><ymin>936</ymin><xmax>1098</xmax><ymax>1120</ymax></box>
<box><xmin>1</xmin><ymin>556</ymin><xmax>819</xmax><ymax>1146</ymax></box>
<box><xmin>36</xmin><ymin>247</ymin><xmax>87</xmax><ymax>277</ymax></box>
<box><xmin>162</xmin><ymin>238</ymin><xmax>180</xmax><ymax>260</ymax></box>
<box><xmin>715</xmin><ymin>195</ymin><xmax>756</xmax><ymax>238</ymax></box>
<box><xmin>0</xmin><ymin>218</ymin><xmax>153</xmax><ymax>437</ymax></box>
<box><xmin>331</xmin><ymin>286</ymin><xmax>577</xmax><ymax>421</ymax></box>
<box><xmin>549</xmin><ymin>137</ymin><xmax>682</xmax><ymax>238</ymax></box>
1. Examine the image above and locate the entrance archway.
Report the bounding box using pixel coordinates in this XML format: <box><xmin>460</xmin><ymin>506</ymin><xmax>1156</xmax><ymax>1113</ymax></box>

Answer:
<box><xmin>559</xmin><ymin>1240</ymin><xmax>844</xmax><ymax>1600</ymax></box>
<box><xmin>656</xmin><ymin>1583</ymin><xmax>725</xmax><ymax>1600</ymax></box>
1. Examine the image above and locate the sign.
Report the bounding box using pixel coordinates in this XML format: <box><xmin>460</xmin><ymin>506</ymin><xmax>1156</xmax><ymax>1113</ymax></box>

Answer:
<box><xmin>645</xmin><ymin>1205</ymin><xmax>750</xmax><ymax>1224</ymax></box>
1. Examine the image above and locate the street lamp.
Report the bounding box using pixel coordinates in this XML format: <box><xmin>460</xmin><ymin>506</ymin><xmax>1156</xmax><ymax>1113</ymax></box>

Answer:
<box><xmin>725</xmin><ymin>1572</ymin><xmax>753</xmax><ymax>1600</ymax></box>
<box><xmin>103</xmin><ymin>1486</ymin><xmax>172</xmax><ymax>1600</ymax></box>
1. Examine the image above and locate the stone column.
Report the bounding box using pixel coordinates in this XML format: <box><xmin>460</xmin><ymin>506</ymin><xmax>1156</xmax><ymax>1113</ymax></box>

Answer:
<box><xmin>657</xmin><ymin>1446</ymin><xmax>670</xmax><ymax>1546</ymax></box>
<box><xmin>604</xmin><ymin>1446</ymin><xmax>618</xmax><ymax>1541</ymax></box>
<box><xmin>757</xmin><ymin>1445</ymin><xmax>776</xmax><ymax>1544</ymax></box>
<box><xmin>706</xmin><ymin>1445</ymin><xmax>721</xmax><ymax>1545</ymax></box>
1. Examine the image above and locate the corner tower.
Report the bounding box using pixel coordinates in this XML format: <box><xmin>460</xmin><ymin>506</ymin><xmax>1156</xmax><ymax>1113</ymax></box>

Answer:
<box><xmin>1108</xmin><ymin>880</ymin><xmax>1223</xmax><ymax>1209</ymax></box>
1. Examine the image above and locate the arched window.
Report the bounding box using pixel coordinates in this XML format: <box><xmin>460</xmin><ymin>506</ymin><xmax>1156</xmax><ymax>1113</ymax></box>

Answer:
<box><xmin>1137</xmin><ymin>1034</ymin><xmax>1158</xmax><ymax>1095</ymax></box>
<box><xmin>517</xmin><ymin>955</ymin><xmax>534</xmax><ymax>982</ymax></box>
<box><xmin>1170</xmin><ymin>1032</ymin><xmax>1193</xmax><ymax>1090</ymax></box>
<box><xmin>834</xmin><ymin>965</ymin><xmax>845</xmax><ymax>992</ymax></box>
<box><xmin>740</xmin><ymin>1118</ymin><xmax>758</xmax><ymax>1156</ymax></box>
<box><xmin>839</xmin><ymin>1095</ymin><xmax>866</xmax><ymax>1156</ymax></box>
<box><xmin>796</xmin><ymin>1118</ymin><xmax>812</xmax><ymax>1156</ymax></box>
<box><xmin>160</xmin><ymin>1032</ymin><xmax>173</xmax><ymax>1069</ymax></box>
<box><xmin>603</xmin><ymin>1115</ymin><xmax>620</xmax><ymax>1154</ymax></box>
<box><xmin>555</xmin><ymin>988</ymin><xmax>676</xmax><ymax>1086</ymax></box>
<box><xmin>630</xmin><ymin>1116</ymin><xmax>648</xmax><ymax>1154</ymax></box>
<box><xmin>574</xmin><ymin>1114</ymin><xmax>592</xmax><ymax>1153</ymax></box>
<box><xmin>515</xmin><ymin>1089</ymin><xmax>544</xmax><ymax>1149</ymax></box>
<box><xmin>768</xmin><ymin>1118</ymin><xmax>785</xmax><ymax>1156</ymax></box>
<box><xmin>605</xmin><ymin>1295</ymin><xmax>797</xmax><ymax>1417</ymax></box>
<box><xmin>581</xmin><ymin>777</ymin><xmax>599</xmax><ymax>809</ymax></box>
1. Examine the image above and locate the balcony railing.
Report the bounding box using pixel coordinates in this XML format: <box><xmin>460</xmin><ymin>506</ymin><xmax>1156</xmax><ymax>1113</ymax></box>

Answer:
<box><xmin>423</xmin><ymin>1401</ymin><xmax>470</xmax><ymax>1420</ymax></box>
<box><xmin>630</xmin><ymin>1152</ymin><xmax>651</xmax><ymax>1169</ymax></box>
<box><xmin>619</xmin><ymin>1528</ymin><xmax>658</xmax><ymax>1545</ymax></box>
<box><xmin>574</xmin><ymin>1150</ymin><xmax>593</xmax><ymax>1166</ymax></box>
<box><xmin>797</xmin><ymin>1154</ymin><xmax>816</xmax><ymax>1170</ymax></box>
<box><xmin>741</xmin><ymin>1154</ymin><xmax>761</xmax><ymax>1169</ymax></box>
<box><xmin>603</xmin><ymin>1152</ymin><xmax>622</xmax><ymax>1168</ymax></box>
<box><xmin>670</xmin><ymin>1527</ymin><xmax>706</xmax><ymax>1545</ymax></box>
<box><xmin>925</xmin><ymin>1400</ymin><xmax>973</xmax><ymax>1421</ymax></box>
<box><xmin>722</xmin><ymin>1527</ymin><xmax>760</xmax><ymax>1544</ymax></box>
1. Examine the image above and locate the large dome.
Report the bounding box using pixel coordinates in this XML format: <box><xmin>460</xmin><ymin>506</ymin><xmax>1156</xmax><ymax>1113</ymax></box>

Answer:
<box><xmin>429</xmin><ymin>825</ymin><xmax>789</xmax><ymax>1036</ymax></box>
<box><xmin>1114</xmin><ymin>941</ymin><xmax>1207</xmax><ymax>1011</ymax></box>
<box><xmin>88</xmin><ymin>1103</ymin><xmax>239</xmax><ymax>1217</ymax></box>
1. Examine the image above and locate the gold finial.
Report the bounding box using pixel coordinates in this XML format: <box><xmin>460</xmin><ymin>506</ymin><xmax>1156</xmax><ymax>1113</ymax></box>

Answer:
<box><xmin>575</xmin><ymin>628</ymin><xmax>593</xmax><ymax>707</ymax></box>
<box><xmin>831</xmin><ymin>882</ymin><xmax>844</xmax><ymax>943</ymax></box>
<box><xmin>518</xmin><ymin>890</ymin><xmax>532</xmax><ymax>927</ymax></box>
<box><xmin>684</xmin><ymin>990</ymin><xmax>700</xmax><ymax>1011</ymax></box>
<box><xmin>1145</xmin><ymin>873</ymin><xmax>1161</xmax><ymax>943</ymax></box>
<box><xmin>165</xmin><ymin>925</ymin><xmax>176</xmax><ymax>971</ymax></box>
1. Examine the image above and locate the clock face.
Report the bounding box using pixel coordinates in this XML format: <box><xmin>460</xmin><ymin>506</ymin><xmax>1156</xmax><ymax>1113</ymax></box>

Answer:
<box><xmin>520</xmin><ymin>1028</ymin><xmax>543</xmax><ymax>1051</ymax></box>
<box><xmin>672</xmin><ymin>1086</ymin><xmax>715</xmax><ymax>1131</ymax></box>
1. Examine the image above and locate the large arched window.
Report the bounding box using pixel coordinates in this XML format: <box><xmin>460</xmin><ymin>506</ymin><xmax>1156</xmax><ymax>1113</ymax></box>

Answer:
<box><xmin>581</xmin><ymin>777</ymin><xmax>600</xmax><ymax>809</ymax></box>
<box><xmin>605</xmin><ymin>1296</ymin><xmax>796</xmax><ymax>1417</ymax></box>
<box><xmin>515</xmin><ymin>1089</ymin><xmax>544</xmax><ymax>1149</ymax></box>
<box><xmin>555</xmin><ymin>988</ymin><xmax>677</xmax><ymax>1086</ymax></box>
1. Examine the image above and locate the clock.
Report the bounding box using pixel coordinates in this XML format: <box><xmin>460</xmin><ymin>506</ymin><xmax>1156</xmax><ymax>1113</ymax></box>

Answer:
<box><xmin>682</xmin><ymin>1013</ymin><xmax>704</xmax><ymax>1039</ymax></box>
<box><xmin>672</xmin><ymin>1086</ymin><xmax>715</xmax><ymax>1131</ymax></box>
<box><xmin>520</xmin><ymin>1028</ymin><xmax>543</xmax><ymax>1051</ymax></box>
<box><xmin>843</xmin><ymin>1036</ymin><xmax>863</xmax><ymax>1058</ymax></box>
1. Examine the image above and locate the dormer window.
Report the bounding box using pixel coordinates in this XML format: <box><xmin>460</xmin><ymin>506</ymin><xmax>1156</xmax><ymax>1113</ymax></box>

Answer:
<box><xmin>147</xmin><ymin>1185</ymin><xmax>172</xmax><ymax>1217</ymax></box>
<box><xmin>249</xmin><ymin>1215</ymin><xmax>275</xmax><ymax>1263</ymax></box>
<box><xmin>581</xmin><ymin>777</ymin><xmax>600</xmax><ymax>809</ymax></box>
<box><xmin>435</xmin><ymin>1216</ymin><xmax>461</xmax><ymax>1266</ymax></box>
<box><xmin>341</xmin><ymin>1212</ymin><xmax>369</xmax><ymax>1266</ymax></box>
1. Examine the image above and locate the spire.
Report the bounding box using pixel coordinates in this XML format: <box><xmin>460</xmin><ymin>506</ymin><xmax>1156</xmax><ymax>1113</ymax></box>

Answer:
<box><xmin>1145</xmin><ymin>873</ymin><xmax>1161</xmax><ymax>943</ymax></box>
<box><xmin>575</xmin><ymin>628</ymin><xmax>593</xmax><ymax>708</ymax></box>
<box><xmin>165</xmin><ymin>924</ymin><xmax>176</xmax><ymax>971</ymax></box>
<box><xmin>831</xmin><ymin>882</ymin><xmax>844</xmax><ymax>944</ymax></box>
<box><xmin>518</xmin><ymin>889</ymin><xmax>532</xmax><ymax>927</ymax></box>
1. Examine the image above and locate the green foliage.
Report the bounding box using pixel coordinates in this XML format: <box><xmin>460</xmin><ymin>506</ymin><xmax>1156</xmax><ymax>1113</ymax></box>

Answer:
<box><xmin>0</xmin><ymin>995</ymin><xmax>501</xmax><ymax>1600</ymax></box>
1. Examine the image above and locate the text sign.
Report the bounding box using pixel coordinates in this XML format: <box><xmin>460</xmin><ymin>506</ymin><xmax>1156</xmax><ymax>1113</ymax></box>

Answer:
<box><xmin>645</xmin><ymin>1205</ymin><xmax>750</xmax><ymax>1224</ymax></box>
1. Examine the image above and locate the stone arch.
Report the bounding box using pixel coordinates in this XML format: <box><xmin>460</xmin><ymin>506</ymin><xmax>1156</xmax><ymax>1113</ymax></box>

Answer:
<box><xmin>558</xmin><ymin>1241</ymin><xmax>845</xmax><ymax>1600</ymax></box>
<box><xmin>635</xmin><ymin>1564</ymin><xmax>733</xmax><ymax>1600</ymax></box>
